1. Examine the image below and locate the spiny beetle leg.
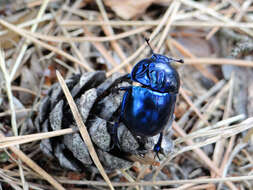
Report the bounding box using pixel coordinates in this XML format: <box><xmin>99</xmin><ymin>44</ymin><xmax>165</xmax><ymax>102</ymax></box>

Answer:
<box><xmin>110</xmin><ymin>122</ymin><xmax>121</xmax><ymax>150</ymax></box>
<box><xmin>111</xmin><ymin>87</ymin><xmax>132</xmax><ymax>150</ymax></box>
<box><xmin>153</xmin><ymin>132</ymin><xmax>163</xmax><ymax>160</ymax></box>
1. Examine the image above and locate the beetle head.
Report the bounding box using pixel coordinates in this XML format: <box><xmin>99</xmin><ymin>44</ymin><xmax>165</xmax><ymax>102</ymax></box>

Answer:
<box><xmin>131</xmin><ymin>39</ymin><xmax>183</xmax><ymax>93</ymax></box>
<box><xmin>131</xmin><ymin>54</ymin><xmax>181</xmax><ymax>93</ymax></box>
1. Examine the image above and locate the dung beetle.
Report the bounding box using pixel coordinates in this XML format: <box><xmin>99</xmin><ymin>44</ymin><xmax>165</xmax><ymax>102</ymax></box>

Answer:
<box><xmin>112</xmin><ymin>39</ymin><xmax>183</xmax><ymax>157</ymax></box>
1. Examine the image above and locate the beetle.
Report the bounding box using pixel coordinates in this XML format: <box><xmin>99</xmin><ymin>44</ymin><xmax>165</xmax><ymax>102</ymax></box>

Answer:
<box><xmin>112</xmin><ymin>39</ymin><xmax>183</xmax><ymax>156</ymax></box>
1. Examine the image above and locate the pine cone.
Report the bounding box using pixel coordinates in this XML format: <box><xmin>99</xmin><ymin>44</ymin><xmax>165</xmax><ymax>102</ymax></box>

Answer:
<box><xmin>35</xmin><ymin>71</ymin><xmax>174</xmax><ymax>172</ymax></box>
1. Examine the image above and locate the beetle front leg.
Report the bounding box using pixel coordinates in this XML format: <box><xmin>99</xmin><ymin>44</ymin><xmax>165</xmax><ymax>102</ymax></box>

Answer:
<box><xmin>114</xmin><ymin>86</ymin><xmax>132</xmax><ymax>92</ymax></box>
<box><xmin>153</xmin><ymin>132</ymin><xmax>163</xmax><ymax>159</ymax></box>
<box><xmin>125</xmin><ymin>73</ymin><xmax>131</xmax><ymax>80</ymax></box>
<box><xmin>111</xmin><ymin>86</ymin><xmax>132</xmax><ymax>94</ymax></box>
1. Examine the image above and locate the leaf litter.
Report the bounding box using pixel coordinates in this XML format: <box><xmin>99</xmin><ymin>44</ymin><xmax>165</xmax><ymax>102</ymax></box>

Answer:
<box><xmin>0</xmin><ymin>0</ymin><xmax>253</xmax><ymax>189</ymax></box>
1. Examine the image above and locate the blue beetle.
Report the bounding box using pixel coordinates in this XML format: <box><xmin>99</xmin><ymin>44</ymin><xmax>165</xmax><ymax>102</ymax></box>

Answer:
<box><xmin>113</xmin><ymin>40</ymin><xmax>183</xmax><ymax>156</ymax></box>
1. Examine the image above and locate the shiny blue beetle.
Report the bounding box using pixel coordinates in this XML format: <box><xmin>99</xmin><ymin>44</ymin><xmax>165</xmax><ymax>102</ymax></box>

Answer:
<box><xmin>114</xmin><ymin>40</ymin><xmax>183</xmax><ymax>155</ymax></box>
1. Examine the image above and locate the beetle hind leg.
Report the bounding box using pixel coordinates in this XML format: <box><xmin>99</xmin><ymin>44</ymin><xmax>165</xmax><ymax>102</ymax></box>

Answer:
<box><xmin>153</xmin><ymin>132</ymin><xmax>163</xmax><ymax>159</ymax></box>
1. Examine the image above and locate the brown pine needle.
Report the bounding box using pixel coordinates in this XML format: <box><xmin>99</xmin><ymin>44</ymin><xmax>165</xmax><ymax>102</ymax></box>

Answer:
<box><xmin>184</xmin><ymin>57</ymin><xmax>253</xmax><ymax>67</ymax></box>
<box><xmin>0</xmin><ymin>128</ymin><xmax>75</xmax><ymax>149</ymax></box>
<box><xmin>0</xmin><ymin>133</ymin><xmax>65</xmax><ymax>190</ymax></box>
<box><xmin>0</xmin><ymin>19</ymin><xmax>94</xmax><ymax>72</ymax></box>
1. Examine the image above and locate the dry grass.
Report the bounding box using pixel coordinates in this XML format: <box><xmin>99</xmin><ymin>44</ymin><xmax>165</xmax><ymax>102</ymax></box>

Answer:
<box><xmin>0</xmin><ymin>0</ymin><xmax>253</xmax><ymax>189</ymax></box>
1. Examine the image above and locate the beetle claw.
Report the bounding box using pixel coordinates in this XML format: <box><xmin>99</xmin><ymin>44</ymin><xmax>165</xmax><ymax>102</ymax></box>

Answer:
<box><xmin>154</xmin><ymin>152</ymin><xmax>160</xmax><ymax>160</ymax></box>
<box><xmin>114</xmin><ymin>136</ymin><xmax>121</xmax><ymax>150</ymax></box>
<box><xmin>110</xmin><ymin>122</ymin><xmax>121</xmax><ymax>150</ymax></box>
<box><xmin>153</xmin><ymin>144</ymin><xmax>163</xmax><ymax>160</ymax></box>
<box><xmin>110</xmin><ymin>137</ymin><xmax>121</xmax><ymax>151</ymax></box>
<box><xmin>153</xmin><ymin>132</ymin><xmax>164</xmax><ymax>160</ymax></box>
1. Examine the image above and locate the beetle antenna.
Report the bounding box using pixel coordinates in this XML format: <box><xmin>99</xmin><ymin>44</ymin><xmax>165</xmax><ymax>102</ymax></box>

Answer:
<box><xmin>171</xmin><ymin>58</ymin><xmax>184</xmax><ymax>64</ymax></box>
<box><xmin>145</xmin><ymin>38</ymin><xmax>154</xmax><ymax>55</ymax></box>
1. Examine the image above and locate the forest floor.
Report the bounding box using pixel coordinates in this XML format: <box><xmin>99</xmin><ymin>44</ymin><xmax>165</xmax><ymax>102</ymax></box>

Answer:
<box><xmin>0</xmin><ymin>0</ymin><xmax>253</xmax><ymax>190</ymax></box>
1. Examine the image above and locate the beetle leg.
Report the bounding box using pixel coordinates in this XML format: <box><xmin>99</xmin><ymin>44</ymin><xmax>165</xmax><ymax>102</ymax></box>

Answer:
<box><xmin>118</xmin><ymin>86</ymin><xmax>132</xmax><ymax>91</ymax></box>
<box><xmin>111</xmin><ymin>87</ymin><xmax>132</xmax><ymax>150</ymax></box>
<box><xmin>111</xmin><ymin>122</ymin><xmax>120</xmax><ymax>149</ymax></box>
<box><xmin>153</xmin><ymin>132</ymin><xmax>163</xmax><ymax>159</ymax></box>
<box><xmin>125</xmin><ymin>73</ymin><xmax>131</xmax><ymax>79</ymax></box>
<box><xmin>112</xmin><ymin>86</ymin><xmax>132</xmax><ymax>94</ymax></box>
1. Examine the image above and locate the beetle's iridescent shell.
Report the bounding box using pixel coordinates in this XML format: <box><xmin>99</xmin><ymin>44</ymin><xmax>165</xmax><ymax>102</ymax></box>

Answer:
<box><xmin>131</xmin><ymin>53</ymin><xmax>180</xmax><ymax>93</ymax></box>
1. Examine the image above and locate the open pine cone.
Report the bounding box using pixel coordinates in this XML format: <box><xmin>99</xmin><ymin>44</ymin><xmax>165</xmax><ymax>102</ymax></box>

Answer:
<box><xmin>35</xmin><ymin>71</ymin><xmax>174</xmax><ymax>172</ymax></box>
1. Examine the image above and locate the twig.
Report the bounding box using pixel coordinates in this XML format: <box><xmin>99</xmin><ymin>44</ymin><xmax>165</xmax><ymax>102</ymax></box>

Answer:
<box><xmin>156</xmin><ymin>1</ymin><xmax>181</xmax><ymax>52</ymax></box>
<box><xmin>51</xmin><ymin>9</ymin><xmax>87</xmax><ymax>69</ymax></box>
<box><xmin>82</xmin><ymin>26</ymin><xmax>119</xmax><ymax>69</ymax></box>
<box><xmin>96</xmin><ymin>0</ymin><xmax>130</xmax><ymax>71</ymax></box>
<box><xmin>178</xmin><ymin>80</ymin><xmax>225</xmax><ymax>127</ymax></box>
<box><xmin>9</xmin><ymin>0</ymin><xmax>50</xmax><ymax>81</ymax></box>
<box><xmin>99</xmin><ymin>16</ymin><xmax>129</xmax><ymax>72</ymax></box>
<box><xmin>0</xmin><ymin>19</ymin><xmax>94</xmax><ymax>72</ymax></box>
<box><xmin>0</xmin><ymin>50</ymin><xmax>17</xmax><ymax>136</ymax></box>
<box><xmin>184</xmin><ymin>57</ymin><xmax>253</xmax><ymax>67</ymax></box>
<box><xmin>174</xmin><ymin>115</ymin><xmax>247</xmax><ymax>146</ymax></box>
<box><xmin>180</xmin><ymin>0</ymin><xmax>253</xmax><ymax>37</ymax></box>
<box><xmin>0</xmin><ymin>128</ymin><xmax>75</xmax><ymax>148</ymax></box>
<box><xmin>23</xmin><ymin>26</ymin><xmax>152</xmax><ymax>42</ymax></box>
<box><xmin>180</xmin><ymin>88</ymin><xmax>210</xmax><ymax>126</ymax></box>
<box><xmin>212</xmin><ymin>73</ymin><xmax>234</xmax><ymax>180</ymax></box>
<box><xmin>0</xmin><ymin>49</ymin><xmax>27</xmax><ymax>189</ymax></box>
<box><xmin>170</xmin><ymin>38</ymin><xmax>219</xmax><ymax>83</ymax></box>
<box><xmin>0</xmin><ymin>108</ymin><xmax>35</xmax><ymax>118</ymax></box>
<box><xmin>11</xmin><ymin>86</ymin><xmax>42</xmax><ymax>97</ymax></box>
<box><xmin>56</xmin><ymin>175</ymin><xmax>253</xmax><ymax>186</ymax></box>
<box><xmin>218</xmin><ymin>143</ymin><xmax>248</xmax><ymax>190</ymax></box>
<box><xmin>192</xmin><ymin>78</ymin><xmax>229</xmax><ymax>130</ymax></box>
<box><xmin>60</xmin><ymin>20</ymin><xmax>253</xmax><ymax>29</ymax></box>
<box><xmin>0</xmin><ymin>14</ymin><xmax>53</xmax><ymax>36</ymax></box>
<box><xmin>157</xmin><ymin>122</ymin><xmax>239</xmax><ymax>190</ymax></box>
<box><xmin>0</xmin><ymin>133</ymin><xmax>65</xmax><ymax>190</ymax></box>
<box><xmin>0</xmin><ymin>170</ymin><xmax>23</xmax><ymax>190</ymax></box>
<box><xmin>107</xmin><ymin>2</ymin><xmax>177</xmax><ymax>76</ymax></box>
